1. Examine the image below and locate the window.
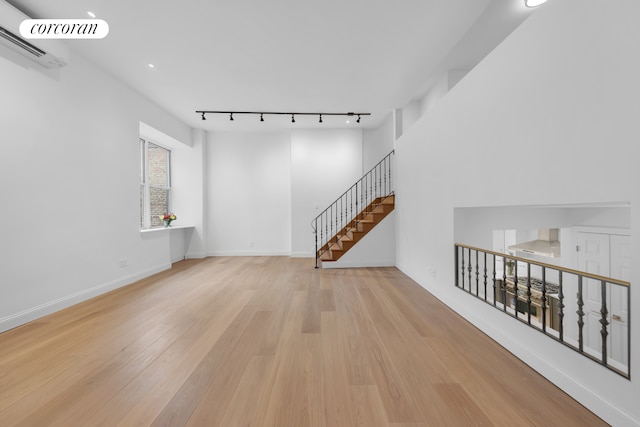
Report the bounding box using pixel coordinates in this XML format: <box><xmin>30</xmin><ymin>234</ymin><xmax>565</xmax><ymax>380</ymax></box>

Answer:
<box><xmin>140</xmin><ymin>138</ymin><xmax>171</xmax><ymax>228</ymax></box>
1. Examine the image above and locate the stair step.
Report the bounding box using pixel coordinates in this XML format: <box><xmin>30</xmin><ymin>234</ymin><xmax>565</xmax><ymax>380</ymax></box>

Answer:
<box><xmin>316</xmin><ymin>192</ymin><xmax>395</xmax><ymax>262</ymax></box>
<box><xmin>320</xmin><ymin>252</ymin><xmax>335</xmax><ymax>261</ymax></box>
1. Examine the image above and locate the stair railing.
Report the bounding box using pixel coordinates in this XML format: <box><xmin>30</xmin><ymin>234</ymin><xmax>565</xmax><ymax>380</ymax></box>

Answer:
<box><xmin>312</xmin><ymin>150</ymin><xmax>395</xmax><ymax>268</ymax></box>
<box><xmin>455</xmin><ymin>243</ymin><xmax>631</xmax><ymax>378</ymax></box>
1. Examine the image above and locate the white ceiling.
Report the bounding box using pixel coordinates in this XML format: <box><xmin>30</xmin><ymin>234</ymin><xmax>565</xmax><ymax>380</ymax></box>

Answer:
<box><xmin>8</xmin><ymin>0</ymin><xmax>536</xmax><ymax>131</ymax></box>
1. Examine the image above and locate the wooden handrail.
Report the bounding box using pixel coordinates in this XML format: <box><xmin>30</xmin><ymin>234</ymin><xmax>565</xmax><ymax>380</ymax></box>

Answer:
<box><xmin>455</xmin><ymin>243</ymin><xmax>630</xmax><ymax>287</ymax></box>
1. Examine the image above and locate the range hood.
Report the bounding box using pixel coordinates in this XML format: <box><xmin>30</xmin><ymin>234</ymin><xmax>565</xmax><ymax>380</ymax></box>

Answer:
<box><xmin>508</xmin><ymin>228</ymin><xmax>560</xmax><ymax>258</ymax></box>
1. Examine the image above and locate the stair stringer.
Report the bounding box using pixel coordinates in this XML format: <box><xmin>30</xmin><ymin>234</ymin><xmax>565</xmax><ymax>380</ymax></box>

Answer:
<box><xmin>321</xmin><ymin>210</ymin><xmax>395</xmax><ymax>269</ymax></box>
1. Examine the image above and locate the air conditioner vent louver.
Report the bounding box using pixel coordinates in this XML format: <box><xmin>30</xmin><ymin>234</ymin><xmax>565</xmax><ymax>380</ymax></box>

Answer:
<box><xmin>0</xmin><ymin>26</ymin><xmax>45</xmax><ymax>57</ymax></box>
<box><xmin>0</xmin><ymin>0</ymin><xmax>69</xmax><ymax>68</ymax></box>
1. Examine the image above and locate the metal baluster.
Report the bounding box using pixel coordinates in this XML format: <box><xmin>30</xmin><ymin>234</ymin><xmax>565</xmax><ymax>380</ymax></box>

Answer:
<box><xmin>475</xmin><ymin>251</ymin><xmax>479</xmax><ymax>297</ymax></box>
<box><xmin>314</xmin><ymin>218</ymin><xmax>318</xmax><ymax>268</ymax></box>
<box><xmin>345</xmin><ymin>192</ymin><xmax>348</xmax><ymax>232</ymax></box>
<box><xmin>355</xmin><ymin>184</ymin><xmax>359</xmax><ymax>230</ymax></box>
<box><xmin>340</xmin><ymin>197</ymin><xmax>343</xmax><ymax>235</ymax></box>
<box><xmin>526</xmin><ymin>263</ymin><xmax>532</xmax><ymax>325</ymax></box>
<box><xmin>455</xmin><ymin>246</ymin><xmax>459</xmax><ymax>288</ymax></box>
<box><xmin>502</xmin><ymin>257</ymin><xmax>507</xmax><ymax>313</ymax></box>
<box><xmin>492</xmin><ymin>254</ymin><xmax>497</xmax><ymax>306</ymax></box>
<box><xmin>577</xmin><ymin>276</ymin><xmax>584</xmax><ymax>353</ymax></box>
<box><xmin>324</xmin><ymin>212</ymin><xmax>328</xmax><ymax>251</ymax></box>
<box><xmin>384</xmin><ymin>157</ymin><xmax>387</xmax><ymax>195</ymax></box>
<box><xmin>541</xmin><ymin>266</ymin><xmax>547</xmax><ymax>333</ymax></box>
<box><xmin>374</xmin><ymin>165</ymin><xmax>378</xmax><ymax>199</ymax></box>
<box><xmin>513</xmin><ymin>261</ymin><xmax>518</xmax><ymax>319</ymax></box>
<box><xmin>389</xmin><ymin>151</ymin><xmax>393</xmax><ymax>192</ymax></box>
<box><xmin>349</xmin><ymin>188</ymin><xmax>353</xmax><ymax>230</ymax></box>
<box><xmin>363</xmin><ymin>174</ymin><xmax>367</xmax><ymax>215</ymax></box>
<box><xmin>369</xmin><ymin>170</ymin><xmax>373</xmax><ymax>212</ymax></box>
<box><xmin>558</xmin><ymin>272</ymin><xmax>564</xmax><ymax>342</ymax></box>
<box><xmin>335</xmin><ymin>203</ymin><xmax>338</xmax><ymax>242</ymax></box>
<box><xmin>330</xmin><ymin>205</ymin><xmax>334</xmax><ymax>245</ymax></box>
<box><xmin>461</xmin><ymin>248</ymin><xmax>465</xmax><ymax>290</ymax></box>
<box><xmin>362</xmin><ymin>176</ymin><xmax>365</xmax><ymax>216</ymax></box>
<box><xmin>600</xmin><ymin>280</ymin><xmax>609</xmax><ymax>366</ymax></box>
<box><xmin>378</xmin><ymin>165</ymin><xmax>383</xmax><ymax>197</ymax></box>
<box><xmin>467</xmin><ymin>248</ymin><xmax>472</xmax><ymax>293</ymax></box>
<box><xmin>483</xmin><ymin>253</ymin><xmax>488</xmax><ymax>301</ymax></box>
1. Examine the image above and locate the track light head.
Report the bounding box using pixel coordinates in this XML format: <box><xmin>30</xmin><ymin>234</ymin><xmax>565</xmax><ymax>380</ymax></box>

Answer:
<box><xmin>291</xmin><ymin>114</ymin><xmax>295</xmax><ymax>123</ymax></box>
<box><xmin>230</xmin><ymin>113</ymin><xmax>234</xmax><ymax>121</ymax></box>
<box><xmin>356</xmin><ymin>115</ymin><xmax>361</xmax><ymax>123</ymax></box>
<box><xmin>201</xmin><ymin>112</ymin><xmax>206</xmax><ymax>121</ymax></box>
<box><xmin>260</xmin><ymin>113</ymin><xmax>264</xmax><ymax>122</ymax></box>
<box><xmin>319</xmin><ymin>114</ymin><xmax>323</xmax><ymax>124</ymax></box>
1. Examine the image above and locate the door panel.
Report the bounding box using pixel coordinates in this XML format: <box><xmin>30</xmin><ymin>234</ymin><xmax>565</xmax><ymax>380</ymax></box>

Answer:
<box><xmin>609</xmin><ymin>234</ymin><xmax>630</xmax><ymax>365</ymax></box>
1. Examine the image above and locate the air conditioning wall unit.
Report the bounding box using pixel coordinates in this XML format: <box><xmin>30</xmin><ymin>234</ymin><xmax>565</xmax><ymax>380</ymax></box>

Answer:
<box><xmin>0</xmin><ymin>0</ymin><xmax>69</xmax><ymax>68</ymax></box>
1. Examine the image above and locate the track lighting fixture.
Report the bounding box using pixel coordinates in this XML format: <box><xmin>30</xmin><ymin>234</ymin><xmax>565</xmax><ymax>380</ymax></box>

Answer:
<box><xmin>195</xmin><ymin>110</ymin><xmax>371</xmax><ymax>124</ymax></box>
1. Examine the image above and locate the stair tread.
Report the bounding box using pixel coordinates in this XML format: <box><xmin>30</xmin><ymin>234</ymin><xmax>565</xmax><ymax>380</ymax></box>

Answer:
<box><xmin>315</xmin><ymin>189</ymin><xmax>395</xmax><ymax>262</ymax></box>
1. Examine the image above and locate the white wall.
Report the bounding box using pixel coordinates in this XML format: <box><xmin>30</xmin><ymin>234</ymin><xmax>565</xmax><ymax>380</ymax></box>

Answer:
<box><xmin>291</xmin><ymin>129</ymin><xmax>362</xmax><ymax>257</ymax></box>
<box><xmin>363</xmin><ymin>112</ymin><xmax>394</xmax><ymax>172</ymax></box>
<box><xmin>395</xmin><ymin>0</ymin><xmax>640</xmax><ymax>425</ymax></box>
<box><xmin>206</xmin><ymin>131</ymin><xmax>292</xmax><ymax>256</ymax></box>
<box><xmin>420</xmin><ymin>72</ymin><xmax>450</xmax><ymax>116</ymax></box>
<box><xmin>0</xmin><ymin>50</ymin><xmax>196</xmax><ymax>332</ymax></box>
<box><xmin>205</xmin><ymin>128</ymin><xmax>371</xmax><ymax>259</ymax></box>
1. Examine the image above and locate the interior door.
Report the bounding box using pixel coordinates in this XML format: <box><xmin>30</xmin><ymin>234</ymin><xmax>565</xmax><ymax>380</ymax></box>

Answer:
<box><xmin>609</xmin><ymin>234</ymin><xmax>630</xmax><ymax>365</ymax></box>
<box><xmin>576</xmin><ymin>232</ymin><xmax>610</xmax><ymax>359</ymax></box>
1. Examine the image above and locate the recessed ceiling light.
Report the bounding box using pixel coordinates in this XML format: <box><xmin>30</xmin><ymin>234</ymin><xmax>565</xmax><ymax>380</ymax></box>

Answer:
<box><xmin>87</xmin><ymin>11</ymin><xmax>96</xmax><ymax>18</ymax></box>
<box><xmin>525</xmin><ymin>0</ymin><xmax>547</xmax><ymax>7</ymax></box>
<box><xmin>346</xmin><ymin>120</ymin><xmax>350</xmax><ymax>124</ymax></box>
<box><xmin>148</xmin><ymin>63</ymin><xmax>155</xmax><ymax>69</ymax></box>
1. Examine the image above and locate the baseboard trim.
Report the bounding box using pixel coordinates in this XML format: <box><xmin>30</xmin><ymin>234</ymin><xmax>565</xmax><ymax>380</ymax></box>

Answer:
<box><xmin>207</xmin><ymin>251</ymin><xmax>291</xmax><ymax>257</ymax></box>
<box><xmin>322</xmin><ymin>259</ymin><xmax>396</xmax><ymax>269</ymax></box>
<box><xmin>290</xmin><ymin>251</ymin><xmax>313</xmax><ymax>258</ymax></box>
<box><xmin>185</xmin><ymin>252</ymin><xmax>207</xmax><ymax>259</ymax></box>
<box><xmin>0</xmin><ymin>263</ymin><xmax>171</xmax><ymax>334</ymax></box>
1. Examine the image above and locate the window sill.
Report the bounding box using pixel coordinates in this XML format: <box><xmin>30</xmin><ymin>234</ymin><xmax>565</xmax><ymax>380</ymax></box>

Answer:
<box><xmin>140</xmin><ymin>225</ymin><xmax>195</xmax><ymax>234</ymax></box>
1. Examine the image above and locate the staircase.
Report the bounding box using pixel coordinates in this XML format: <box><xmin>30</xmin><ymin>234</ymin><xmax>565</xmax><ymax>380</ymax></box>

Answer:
<box><xmin>312</xmin><ymin>151</ymin><xmax>395</xmax><ymax>268</ymax></box>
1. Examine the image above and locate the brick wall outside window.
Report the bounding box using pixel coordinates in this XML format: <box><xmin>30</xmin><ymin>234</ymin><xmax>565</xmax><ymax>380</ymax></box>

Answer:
<box><xmin>141</xmin><ymin>139</ymin><xmax>171</xmax><ymax>228</ymax></box>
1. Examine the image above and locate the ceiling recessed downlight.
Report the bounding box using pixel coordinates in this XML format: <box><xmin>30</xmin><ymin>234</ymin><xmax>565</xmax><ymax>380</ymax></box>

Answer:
<box><xmin>525</xmin><ymin>0</ymin><xmax>547</xmax><ymax>7</ymax></box>
<box><xmin>87</xmin><ymin>11</ymin><xmax>96</xmax><ymax>18</ymax></box>
<box><xmin>148</xmin><ymin>63</ymin><xmax>155</xmax><ymax>69</ymax></box>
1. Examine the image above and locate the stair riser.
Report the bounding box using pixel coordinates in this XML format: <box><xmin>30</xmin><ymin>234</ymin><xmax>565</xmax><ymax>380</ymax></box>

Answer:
<box><xmin>317</xmin><ymin>194</ymin><xmax>394</xmax><ymax>261</ymax></box>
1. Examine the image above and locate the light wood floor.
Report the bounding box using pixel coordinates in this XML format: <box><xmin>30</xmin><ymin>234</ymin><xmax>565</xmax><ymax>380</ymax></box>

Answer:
<box><xmin>0</xmin><ymin>257</ymin><xmax>607</xmax><ymax>426</ymax></box>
